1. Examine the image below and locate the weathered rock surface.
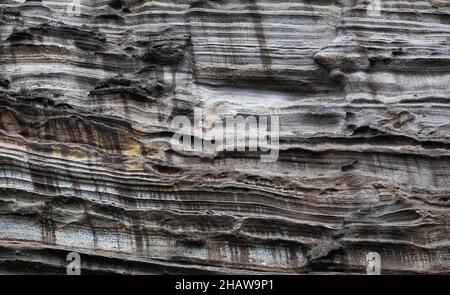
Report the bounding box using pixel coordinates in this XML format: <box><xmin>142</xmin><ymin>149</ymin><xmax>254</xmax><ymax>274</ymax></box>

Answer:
<box><xmin>0</xmin><ymin>0</ymin><xmax>449</xmax><ymax>274</ymax></box>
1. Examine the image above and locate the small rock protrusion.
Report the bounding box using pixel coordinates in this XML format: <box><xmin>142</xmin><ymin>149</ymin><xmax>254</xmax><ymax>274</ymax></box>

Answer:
<box><xmin>143</xmin><ymin>40</ymin><xmax>188</xmax><ymax>66</ymax></box>
<box><xmin>0</xmin><ymin>76</ymin><xmax>10</xmax><ymax>89</ymax></box>
<box><xmin>306</xmin><ymin>242</ymin><xmax>343</xmax><ymax>262</ymax></box>
<box><xmin>341</xmin><ymin>160</ymin><xmax>359</xmax><ymax>172</ymax></box>
<box><xmin>7</xmin><ymin>27</ymin><xmax>34</xmax><ymax>42</ymax></box>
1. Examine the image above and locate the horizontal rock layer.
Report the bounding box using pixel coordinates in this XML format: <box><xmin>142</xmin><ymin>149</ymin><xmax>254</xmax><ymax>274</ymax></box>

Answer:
<box><xmin>0</xmin><ymin>0</ymin><xmax>449</xmax><ymax>274</ymax></box>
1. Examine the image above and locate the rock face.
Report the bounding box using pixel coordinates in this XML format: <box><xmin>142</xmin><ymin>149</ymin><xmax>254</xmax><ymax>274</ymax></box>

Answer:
<box><xmin>0</xmin><ymin>0</ymin><xmax>449</xmax><ymax>274</ymax></box>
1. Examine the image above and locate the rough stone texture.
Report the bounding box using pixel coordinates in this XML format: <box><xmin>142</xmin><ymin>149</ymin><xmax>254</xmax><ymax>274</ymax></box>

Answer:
<box><xmin>0</xmin><ymin>0</ymin><xmax>449</xmax><ymax>274</ymax></box>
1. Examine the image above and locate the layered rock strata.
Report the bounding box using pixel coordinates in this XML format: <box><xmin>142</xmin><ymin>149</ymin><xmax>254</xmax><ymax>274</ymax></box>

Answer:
<box><xmin>0</xmin><ymin>0</ymin><xmax>449</xmax><ymax>274</ymax></box>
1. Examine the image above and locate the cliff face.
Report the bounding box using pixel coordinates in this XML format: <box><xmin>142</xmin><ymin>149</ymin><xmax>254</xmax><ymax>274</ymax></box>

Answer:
<box><xmin>0</xmin><ymin>0</ymin><xmax>449</xmax><ymax>274</ymax></box>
